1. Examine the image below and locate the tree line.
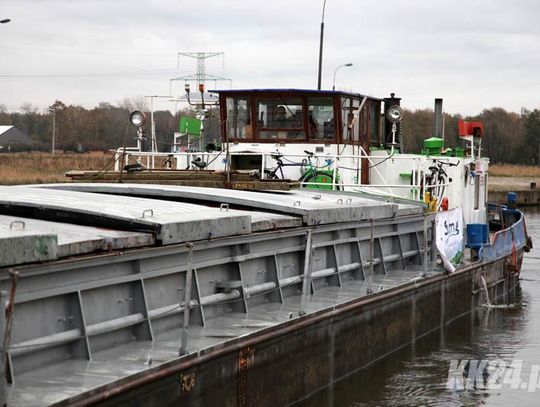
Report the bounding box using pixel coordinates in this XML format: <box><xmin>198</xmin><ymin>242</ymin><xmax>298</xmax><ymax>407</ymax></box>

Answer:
<box><xmin>402</xmin><ymin>107</ymin><xmax>540</xmax><ymax>165</ymax></box>
<box><xmin>0</xmin><ymin>100</ymin><xmax>188</xmax><ymax>153</ymax></box>
<box><xmin>1</xmin><ymin>101</ymin><xmax>539</xmax><ymax>165</ymax></box>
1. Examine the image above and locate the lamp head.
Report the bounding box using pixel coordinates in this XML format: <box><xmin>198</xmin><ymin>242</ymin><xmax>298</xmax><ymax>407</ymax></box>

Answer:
<box><xmin>386</xmin><ymin>105</ymin><xmax>403</xmax><ymax>123</ymax></box>
<box><xmin>129</xmin><ymin>110</ymin><xmax>147</xmax><ymax>127</ymax></box>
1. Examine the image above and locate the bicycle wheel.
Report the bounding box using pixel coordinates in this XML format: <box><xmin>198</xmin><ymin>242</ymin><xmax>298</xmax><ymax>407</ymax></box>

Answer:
<box><xmin>263</xmin><ymin>169</ymin><xmax>280</xmax><ymax>180</ymax></box>
<box><xmin>300</xmin><ymin>171</ymin><xmax>340</xmax><ymax>190</ymax></box>
<box><xmin>426</xmin><ymin>175</ymin><xmax>446</xmax><ymax>209</ymax></box>
<box><xmin>435</xmin><ymin>175</ymin><xmax>447</xmax><ymax>200</ymax></box>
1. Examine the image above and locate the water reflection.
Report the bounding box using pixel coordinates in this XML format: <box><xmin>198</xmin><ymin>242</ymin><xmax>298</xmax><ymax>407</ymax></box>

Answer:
<box><xmin>294</xmin><ymin>210</ymin><xmax>540</xmax><ymax>407</ymax></box>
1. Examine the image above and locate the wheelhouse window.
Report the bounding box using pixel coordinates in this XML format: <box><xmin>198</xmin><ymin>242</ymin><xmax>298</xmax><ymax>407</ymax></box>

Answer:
<box><xmin>341</xmin><ymin>98</ymin><xmax>351</xmax><ymax>142</ymax></box>
<box><xmin>484</xmin><ymin>174</ymin><xmax>488</xmax><ymax>207</ymax></box>
<box><xmin>307</xmin><ymin>97</ymin><xmax>335</xmax><ymax>140</ymax></box>
<box><xmin>370</xmin><ymin>101</ymin><xmax>380</xmax><ymax>145</ymax></box>
<box><xmin>474</xmin><ymin>174</ymin><xmax>480</xmax><ymax>210</ymax></box>
<box><xmin>226</xmin><ymin>97</ymin><xmax>252</xmax><ymax>139</ymax></box>
<box><xmin>341</xmin><ymin>97</ymin><xmax>360</xmax><ymax>143</ymax></box>
<box><xmin>256</xmin><ymin>98</ymin><xmax>305</xmax><ymax>140</ymax></box>
<box><xmin>365</xmin><ymin>101</ymin><xmax>376</xmax><ymax>145</ymax></box>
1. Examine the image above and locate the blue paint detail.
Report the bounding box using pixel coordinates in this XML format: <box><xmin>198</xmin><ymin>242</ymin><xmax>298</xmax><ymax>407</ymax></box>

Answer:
<box><xmin>479</xmin><ymin>210</ymin><xmax>527</xmax><ymax>261</ymax></box>
<box><xmin>507</xmin><ymin>192</ymin><xmax>517</xmax><ymax>205</ymax></box>
<box><xmin>466</xmin><ymin>224</ymin><xmax>485</xmax><ymax>250</ymax></box>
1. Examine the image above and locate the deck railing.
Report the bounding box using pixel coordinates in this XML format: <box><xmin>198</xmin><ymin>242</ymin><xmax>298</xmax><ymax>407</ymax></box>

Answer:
<box><xmin>113</xmin><ymin>148</ymin><xmax>455</xmax><ymax>202</ymax></box>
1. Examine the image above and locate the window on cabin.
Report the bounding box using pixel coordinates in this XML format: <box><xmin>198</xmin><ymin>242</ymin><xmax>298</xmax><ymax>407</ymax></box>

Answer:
<box><xmin>342</xmin><ymin>97</ymin><xmax>361</xmax><ymax>143</ymax></box>
<box><xmin>225</xmin><ymin>97</ymin><xmax>252</xmax><ymax>139</ymax></box>
<box><xmin>256</xmin><ymin>98</ymin><xmax>305</xmax><ymax>140</ymax></box>
<box><xmin>484</xmin><ymin>174</ymin><xmax>488</xmax><ymax>207</ymax></box>
<box><xmin>364</xmin><ymin>102</ymin><xmax>378</xmax><ymax>146</ymax></box>
<box><xmin>474</xmin><ymin>174</ymin><xmax>480</xmax><ymax>210</ymax></box>
<box><xmin>370</xmin><ymin>102</ymin><xmax>380</xmax><ymax>145</ymax></box>
<box><xmin>351</xmin><ymin>98</ymin><xmax>360</xmax><ymax>143</ymax></box>
<box><xmin>307</xmin><ymin>97</ymin><xmax>335</xmax><ymax>140</ymax></box>
<box><xmin>341</xmin><ymin>98</ymin><xmax>352</xmax><ymax>142</ymax></box>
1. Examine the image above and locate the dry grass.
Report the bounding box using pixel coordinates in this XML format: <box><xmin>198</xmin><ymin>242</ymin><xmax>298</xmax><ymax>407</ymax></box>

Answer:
<box><xmin>489</xmin><ymin>164</ymin><xmax>539</xmax><ymax>178</ymax></box>
<box><xmin>2</xmin><ymin>152</ymin><xmax>538</xmax><ymax>186</ymax></box>
<box><xmin>0</xmin><ymin>152</ymin><xmax>113</xmax><ymax>185</ymax></box>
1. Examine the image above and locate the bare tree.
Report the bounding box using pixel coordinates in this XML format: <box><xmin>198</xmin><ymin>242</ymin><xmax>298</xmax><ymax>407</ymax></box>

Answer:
<box><xmin>119</xmin><ymin>96</ymin><xmax>148</xmax><ymax>112</ymax></box>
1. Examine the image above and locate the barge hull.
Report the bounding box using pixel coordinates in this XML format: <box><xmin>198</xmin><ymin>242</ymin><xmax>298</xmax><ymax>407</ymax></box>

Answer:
<box><xmin>66</xmin><ymin>252</ymin><xmax>521</xmax><ymax>407</ymax></box>
<box><xmin>0</xmin><ymin>185</ymin><xmax>527</xmax><ymax>406</ymax></box>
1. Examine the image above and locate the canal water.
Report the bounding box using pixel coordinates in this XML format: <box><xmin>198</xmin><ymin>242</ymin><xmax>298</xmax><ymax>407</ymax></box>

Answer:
<box><xmin>295</xmin><ymin>209</ymin><xmax>540</xmax><ymax>406</ymax></box>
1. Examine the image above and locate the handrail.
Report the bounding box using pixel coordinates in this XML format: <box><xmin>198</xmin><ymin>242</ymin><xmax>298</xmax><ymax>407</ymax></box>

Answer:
<box><xmin>111</xmin><ymin>148</ymin><xmax>457</xmax><ymax>201</ymax></box>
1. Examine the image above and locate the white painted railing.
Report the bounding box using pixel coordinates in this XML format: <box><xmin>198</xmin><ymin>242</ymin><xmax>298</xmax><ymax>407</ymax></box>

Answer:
<box><xmin>113</xmin><ymin>148</ymin><xmax>454</xmax><ymax>202</ymax></box>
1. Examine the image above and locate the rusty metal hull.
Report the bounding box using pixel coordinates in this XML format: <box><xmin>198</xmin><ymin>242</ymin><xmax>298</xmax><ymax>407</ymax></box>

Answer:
<box><xmin>62</xmin><ymin>253</ymin><xmax>522</xmax><ymax>407</ymax></box>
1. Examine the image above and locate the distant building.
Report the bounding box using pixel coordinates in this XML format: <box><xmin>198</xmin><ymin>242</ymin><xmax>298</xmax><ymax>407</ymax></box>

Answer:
<box><xmin>0</xmin><ymin>125</ymin><xmax>32</xmax><ymax>150</ymax></box>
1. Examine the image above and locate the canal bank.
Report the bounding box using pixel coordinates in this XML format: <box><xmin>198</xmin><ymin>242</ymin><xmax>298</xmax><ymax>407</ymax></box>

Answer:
<box><xmin>489</xmin><ymin>176</ymin><xmax>540</xmax><ymax>206</ymax></box>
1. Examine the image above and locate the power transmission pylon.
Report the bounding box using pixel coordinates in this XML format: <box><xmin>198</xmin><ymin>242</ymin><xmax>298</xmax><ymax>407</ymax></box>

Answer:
<box><xmin>170</xmin><ymin>52</ymin><xmax>231</xmax><ymax>96</ymax></box>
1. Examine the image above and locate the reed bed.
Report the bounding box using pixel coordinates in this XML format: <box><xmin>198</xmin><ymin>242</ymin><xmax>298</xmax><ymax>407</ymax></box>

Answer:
<box><xmin>489</xmin><ymin>164</ymin><xmax>539</xmax><ymax>178</ymax></box>
<box><xmin>0</xmin><ymin>152</ymin><xmax>112</xmax><ymax>185</ymax></box>
<box><xmin>1</xmin><ymin>152</ymin><xmax>538</xmax><ymax>186</ymax></box>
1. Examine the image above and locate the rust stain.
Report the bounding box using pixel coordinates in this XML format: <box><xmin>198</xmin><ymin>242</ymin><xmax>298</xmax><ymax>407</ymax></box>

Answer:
<box><xmin>180</xmin><ymin>372</ymin><xmax>196</xmax><ymax>393</ymax></box>
<box><xmin>237</xmin><ymin>347</ymin><xmax>256</xmax><ymax>407</ymax></box>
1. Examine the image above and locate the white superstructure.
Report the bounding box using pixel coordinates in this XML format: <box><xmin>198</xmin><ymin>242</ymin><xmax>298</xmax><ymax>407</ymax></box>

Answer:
<box><xmin>118</xmin><ymin>88</ymin><xmax>488</xmax><ymax>225</ymax></box>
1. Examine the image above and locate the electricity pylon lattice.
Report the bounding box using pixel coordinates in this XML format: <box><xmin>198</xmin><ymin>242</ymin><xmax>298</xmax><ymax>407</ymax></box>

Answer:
<box><xmin>171</xmin><ymin>52</ymin><xmax>231</xmax><ymax>96</ymax></box>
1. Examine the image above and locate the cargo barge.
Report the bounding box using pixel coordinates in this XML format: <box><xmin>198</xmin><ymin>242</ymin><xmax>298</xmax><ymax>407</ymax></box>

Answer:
<box><xmin>0</xmin><ymin>88</ymin><xmax>532</xmax><ymax>406</ymax></box>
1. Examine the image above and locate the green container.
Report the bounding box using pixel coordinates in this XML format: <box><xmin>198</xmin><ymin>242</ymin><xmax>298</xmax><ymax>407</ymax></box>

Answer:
<box><xmin>423</xmin><ymin>137</ymin><xmax>443</xmax><ymax>155</ymax></box>
<box><xmin>455</xmin><ymin>147</ymin><xmax>465</xmax><ymax>157</ymax></box>
<box><xmin>179</xmin><ymin>117</ymin><xmax>201</xmax><ymax>136</ymax></box>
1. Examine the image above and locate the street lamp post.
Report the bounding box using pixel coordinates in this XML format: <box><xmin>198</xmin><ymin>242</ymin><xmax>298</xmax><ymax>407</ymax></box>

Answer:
<box><xmin>332</xmin><ymin>63</ymin><xmax>353</xmax><ymax>91</ymax></box>
<box><xmin>317</xmin><ymin>0</ymin><xmax>327</xmax><ymax>90</ymax></box>
<box><xmin>50</xmin><ymin>107</ymin><xmax>56</xmax><ymax>155</ymax></box>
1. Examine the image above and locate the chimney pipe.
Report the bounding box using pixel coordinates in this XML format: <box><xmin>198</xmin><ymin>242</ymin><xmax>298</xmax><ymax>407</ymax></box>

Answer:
<box><xmin>433</xmin><ymin>98</ymin><xmax>443</xmax><ymax>139</ymax></box>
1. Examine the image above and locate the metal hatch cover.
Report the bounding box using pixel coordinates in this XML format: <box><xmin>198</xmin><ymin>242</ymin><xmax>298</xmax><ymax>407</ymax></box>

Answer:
<box><xmin>35</xmin><ymin>184</ymin><xmax>397</xmax><ymax>225</ymax></box>
<box><xmin>0</xmin><ymin>220</ymin><xmax>58</xmax><ymax>266</ymax></box>
<box><xmin>0</xmin><ymin>187</ymin><xmax>251</xmax><ymax>245</ymax></box>
<box><xmin>0</xmin><ymin>215</ymin><xmax>155</xmax><ymax>258</ymax></box>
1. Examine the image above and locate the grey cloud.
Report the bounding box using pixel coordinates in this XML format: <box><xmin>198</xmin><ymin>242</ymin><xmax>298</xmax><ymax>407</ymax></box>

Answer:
<box><xmin>1</xmin><ymin>0</ymin><xmax>539</xmax><ymax>114</ymax></box>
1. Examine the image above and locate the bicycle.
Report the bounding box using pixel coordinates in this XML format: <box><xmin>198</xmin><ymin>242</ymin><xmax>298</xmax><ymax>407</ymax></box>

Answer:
<box><xmin>424</xmin><ymin>159</ymin><xmax>459</xmax><ymax>208</ymax></box>
<box><xmin>264</xmin><ymin>150</ymin><xmax>340</xmax><ymax>190</ymax></box>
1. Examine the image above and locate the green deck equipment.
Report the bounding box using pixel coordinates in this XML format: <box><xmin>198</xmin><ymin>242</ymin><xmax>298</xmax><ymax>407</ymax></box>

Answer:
<box><xmin>422</xmin><ymin>137</ymin><xmax>443</xmax><ymax>156</ymax></box>
<box><xmin>179</xmin><ymin>117</ymin><xmax>201</xmax><ymax>136</ymax></box>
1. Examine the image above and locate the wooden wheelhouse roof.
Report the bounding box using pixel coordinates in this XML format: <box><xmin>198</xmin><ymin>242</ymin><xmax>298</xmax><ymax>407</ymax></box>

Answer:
<box><xmin>209</xmin><ymin>88</ymin><xmax>383</xmax><ymax>102</ymax></box>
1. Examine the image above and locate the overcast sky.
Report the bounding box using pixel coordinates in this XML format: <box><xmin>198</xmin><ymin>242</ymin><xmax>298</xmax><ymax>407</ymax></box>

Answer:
<box><xmin>1</xmin><ymin>0</ymin><xmax>539</xmax><ymax>114</ymax></box>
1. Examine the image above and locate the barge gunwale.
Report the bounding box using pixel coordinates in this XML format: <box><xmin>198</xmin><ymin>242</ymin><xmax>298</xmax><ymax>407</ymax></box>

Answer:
<box><xmin>0</xmin><ymin>212</ymin><xmax>425</xmax><ymax>283</ymax></box>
